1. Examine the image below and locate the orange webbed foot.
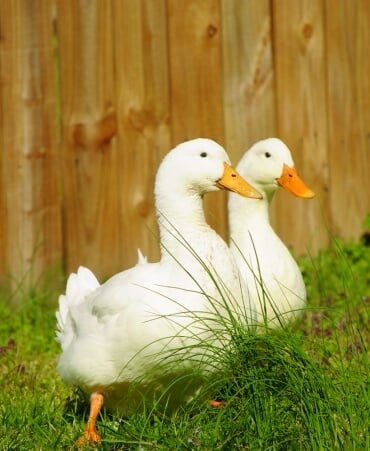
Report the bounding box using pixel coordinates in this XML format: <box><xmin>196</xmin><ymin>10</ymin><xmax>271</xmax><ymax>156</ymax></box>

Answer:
<box><xmin>208</xmin><ymin>399</ymin><xmax>227</xmax><ymax>407</ymax></box>
<box><xmin>76</xmin><ymin>392</ymin><xmax>104</xmax><ymax>446</ymax></box>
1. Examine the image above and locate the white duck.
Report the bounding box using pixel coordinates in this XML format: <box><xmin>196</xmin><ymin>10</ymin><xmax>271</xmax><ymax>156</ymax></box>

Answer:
<box><xmin>228</xmin><ymin>138</ymin><xmax>315</xmax><ymax>329</ymax></box>
<box><xmin>56</xmin><ymin>138</ymin><xmax>261</xmax><ymax>443</ymax></box>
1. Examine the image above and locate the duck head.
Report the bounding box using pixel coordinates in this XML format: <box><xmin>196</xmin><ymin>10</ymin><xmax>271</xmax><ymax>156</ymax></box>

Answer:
<box><xmin>235</xmin><ymin>138</ymin><xmax>315</xmax><ymax>200</ymax></box>
<box><xmin>155</xmin><ymin>138</ymin><xmax>262</xmax><ymax>200</ymax></box>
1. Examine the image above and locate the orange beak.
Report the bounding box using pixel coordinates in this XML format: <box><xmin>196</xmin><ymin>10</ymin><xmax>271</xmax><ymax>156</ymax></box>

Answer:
<box><xmin>277</xmin><ymin>164</ymin><xmax>315</xmax><ymax>198</ymax></box>
<box><xmin>216</xmin><ymin>162</ymin><xmax>262</xmax><ymax>199</ymax></box>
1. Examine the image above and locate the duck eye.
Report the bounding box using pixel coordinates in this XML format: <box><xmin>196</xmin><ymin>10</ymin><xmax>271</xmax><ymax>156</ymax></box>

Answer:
<box><xmin>200</xmin><ymin>152</ymin><xmax>207</xmax><ymax>158</ymax></box>
<box><xmin>265</xmin><ymin>152</ymin><xmax>271</xmax><ymax>158</ymax></box>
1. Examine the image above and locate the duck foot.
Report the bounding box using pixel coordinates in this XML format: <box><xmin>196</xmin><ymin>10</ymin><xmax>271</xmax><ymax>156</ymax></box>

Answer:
<box><xmin>208</xmin><ymin>399</ymin><xmax>226</xmax><ymax>407</ymax></box>
<box><xmin>76</xmin><ymin>392</ymin><xmax>104</xmax><ymax>446</ymax></box>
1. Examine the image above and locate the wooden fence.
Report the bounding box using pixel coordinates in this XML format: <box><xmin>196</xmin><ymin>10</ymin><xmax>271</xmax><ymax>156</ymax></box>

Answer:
<box><xmin>0</xmin><ymin>0</ymin><xmax>369</xmax><ymax>292</ymax></box>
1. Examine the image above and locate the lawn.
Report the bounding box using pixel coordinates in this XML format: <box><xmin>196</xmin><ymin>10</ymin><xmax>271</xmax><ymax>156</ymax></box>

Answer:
<box><xmin>0</xmin><ymin>235</ymin><xmax>369</xmax><ymax>450</ymax></box>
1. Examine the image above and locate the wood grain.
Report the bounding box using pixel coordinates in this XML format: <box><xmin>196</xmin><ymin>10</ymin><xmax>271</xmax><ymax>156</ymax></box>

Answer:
<box><xmin>113</xmin><ymin>0</ymin><xmax>170</xmax><ymax>268</ymax></box>
<box><xmin>167</xmin><ymin>0</ymin><xmax>227</xmax><ymax>239</ymax></box>
<box><xmin>221</xmin><ymin>0</ymin><xmax>276</xmax><ymax>158</ymax></box>
<box><xmin>57</xmin><ymin>0</ymin><xmax>120</xmax><ymax>279</ymax></box>
<box><xmin>271</xmin><ymin>0</ymin><xmax>329</xmax><ymax>254</ymax></box>
<box><xmin>0</xmin><ymin>0</ymin><xmax>62</xmax><ymax>292</ymax></box>
<box><xmin>325</xmin><ymin>0</ymin><xmax>370</xmax><ymax>240</ymax></box>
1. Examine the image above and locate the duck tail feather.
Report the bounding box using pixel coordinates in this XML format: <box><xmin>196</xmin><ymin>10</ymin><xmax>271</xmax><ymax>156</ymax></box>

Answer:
<box><xmin>56</xmin><ymin>266</ymin><xmax>99</xmax><ymax>347</ymax></box>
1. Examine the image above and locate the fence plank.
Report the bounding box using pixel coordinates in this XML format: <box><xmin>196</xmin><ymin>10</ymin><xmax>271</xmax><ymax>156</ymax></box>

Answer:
<box><xmin>221</xmin><ymin>0</ymin><xmax>276</xmax><ymax>157</ymax></box>
<box><xmin>167</xmin><ymin>0</ymin><xmax>227</xmax><ymax>238</ymax></box>
<box><xmin>0</xmin><ymin>0</ymin><xmax>62</xmax><ymax>293</ymax></box>
<box><xmin>57</xmin><ymin>0</ymin><xmax>121</xmax><ymax>279</ymax></box>
<box><xmin>113</xmin><ymin>0</ymin><xmax>170</xmax><ymax>268</ymax></box>
<box><xmin>325</xmin><ymin>0</ymin><xmax>370</xmax><ymax>240</ymax></box>
<box><xmin>271</xmin><ymin>0</ymin><xmax>329</xmax><ymax>254</ymax></box>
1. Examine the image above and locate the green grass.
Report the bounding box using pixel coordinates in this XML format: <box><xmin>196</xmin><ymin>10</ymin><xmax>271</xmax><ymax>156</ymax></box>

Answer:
<box><xmin>0</xmin><ymin>235</ymin><xmax>369</xmax><ymax>450</ymax></box>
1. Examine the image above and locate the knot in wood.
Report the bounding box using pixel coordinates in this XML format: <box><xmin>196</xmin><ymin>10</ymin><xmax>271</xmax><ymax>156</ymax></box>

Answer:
<box><xmin>302</xmin><ymin>23</ymin><xmax>313</xmax><ymax>40</ymax></box>
<box><xmin>72</xmin><ymin>112</ymin><xmax>117</xmax><ymax>149</ymax></box>
<box><xmin>207</xmin><ymin>24</ymin><xmax>218</xmax><ymax>38</ymax></box>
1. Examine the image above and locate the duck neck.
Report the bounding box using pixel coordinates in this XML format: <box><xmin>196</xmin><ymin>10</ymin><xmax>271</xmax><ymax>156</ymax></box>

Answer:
<box><xmin>229</xmin><ymin>191</ymin><xmax>273</xmax><ymax>242</ymax></box>
<box><xmin>156</xmin><ymin>191</ymin><xmax>212</xmax><ymax>261</ymax></box>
